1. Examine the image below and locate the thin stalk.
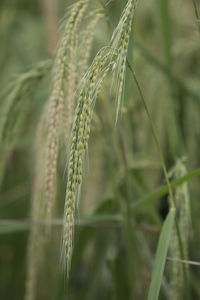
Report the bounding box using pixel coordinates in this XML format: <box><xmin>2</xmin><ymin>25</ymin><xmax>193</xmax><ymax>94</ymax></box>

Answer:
<box><xmin>128</xmin><ymin>61</ymin><xmax>175</xmax><ymax>209</ymax></box>
<box><xmin>158</xmin><ymin>0</ymin><xmax>183</xmax><ymax>156</ymax></box>
<box><xmin>118</xmin><ymin>120</ymin><xmax>136</xmax><ymax>298</ymax></box>
<box><xmin>175</xmin><ymin>219</ymin><xmax>190</xmax><ymax>299</ymax></box>
<box><xmin>158</xmin><ymin>0</ymin><xmax>172</xmax><ymax>68</ymax></box>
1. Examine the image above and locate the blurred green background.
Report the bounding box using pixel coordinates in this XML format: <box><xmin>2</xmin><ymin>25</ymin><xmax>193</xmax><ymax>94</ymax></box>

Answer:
<box><xmin>0</xmin><ymin>0</ymin><xmax>200</xmax><ymax>299</ymax></box>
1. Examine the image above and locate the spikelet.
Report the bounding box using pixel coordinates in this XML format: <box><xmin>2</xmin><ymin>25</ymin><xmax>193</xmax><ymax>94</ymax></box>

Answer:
<box><xmin>62</xmin><ymin>49</ymin><xmax>111</xmax><ymax>273</ymax></box>
<box><xmin>45</xmin><ymin>0</ymin><xmax>88</xmax><ymax>221</ymax></box>
<box><xmin>169</xmin><ymin>159</ymin><xmax>190</xmax><ymax>300</ymax></box>
<box><xmin>62</xmin><ymin>0</ymin><xmax>139</xmax><ymax>275</ymax></box>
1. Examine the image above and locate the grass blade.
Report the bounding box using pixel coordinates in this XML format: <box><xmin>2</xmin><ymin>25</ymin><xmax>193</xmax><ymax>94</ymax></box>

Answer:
<box><xmin>128</xmin><ymin>62</ymin><xmax>175</xmax><ymax>209</ymax></box>
<box><xmin>132</xmin><ymin>168</ymin><xmax>200</xmax><ymax>210</ymax></box>
<box><xmin>158</xmin><ymin>0</ymin><xmax>172</xmax><ymax>68</ymax></box>
<box><xmin>148</xmin><ymin>208</ymin><xmax>176</xmax><ymax>300</ymax></box>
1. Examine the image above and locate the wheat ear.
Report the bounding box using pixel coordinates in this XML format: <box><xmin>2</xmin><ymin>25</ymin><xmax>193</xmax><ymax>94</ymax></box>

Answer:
<box><xmin>45</xmin><ymin>0</ymin><xmax>88</xmax><ymax>221</ymax></box>
<box><xmin>62</xmin><ymin>50</ymin><xmax>111</xmax><ymax>274</ymax></box>
<box><xmin>62</xmin><ymin>0</ymin><xmax>139</xmax><ymax>275</ymax></box>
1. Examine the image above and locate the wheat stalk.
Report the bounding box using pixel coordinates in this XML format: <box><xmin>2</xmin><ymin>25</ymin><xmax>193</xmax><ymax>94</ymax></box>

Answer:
<box><xmin>25</xmin><ymin>113</ymin><xmax>47</xmax><ymax>300</ymax></box>
<box><xmin>169</xmin><ymin>159</ymin><xmax>191</xmax><ymax>300</ymax></box>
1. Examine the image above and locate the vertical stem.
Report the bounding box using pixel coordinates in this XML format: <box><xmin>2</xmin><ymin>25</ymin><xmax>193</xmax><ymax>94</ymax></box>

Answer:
<box><xmin>159</xmin><ymin>0</ymin><xmax>172</xmax><ymax>68</ymax></box>
<box><xmin>128</xmin><ymin>62</ymin><xmax>175</xmax><ymax>209</ymax></box>
<box><xmin>159</xmin><ymin>0</ymin><xmax>183</xmax><ymax>156</ymax></box>
<box><xmin>118</xmin><ymin>120</ymin><xmax>136</xmax><ymax>299</ymax></box>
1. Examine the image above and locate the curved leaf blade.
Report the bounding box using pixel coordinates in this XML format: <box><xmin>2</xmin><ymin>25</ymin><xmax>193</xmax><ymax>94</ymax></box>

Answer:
<box><xmin>148</xmin><ymin>208</ymin><xmax>176</xmax><ymax>300</ymax></box>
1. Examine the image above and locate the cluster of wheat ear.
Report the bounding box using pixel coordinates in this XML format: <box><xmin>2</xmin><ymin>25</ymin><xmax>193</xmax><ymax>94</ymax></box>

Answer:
<box><xmin>1</xmin><ymin>0</ymin><xmax>199</xmax><ymax>299</ymax></box>
<box><xmin>24</xmin><ymin>0</ymin><xmax>139</xmax><ymax>298</ymax></box>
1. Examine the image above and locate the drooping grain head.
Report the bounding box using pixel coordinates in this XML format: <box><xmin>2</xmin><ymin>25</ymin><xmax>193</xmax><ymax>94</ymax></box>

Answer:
<box><xmin>62</xmin><ymin>0</ymin><xmax>139</xmax><ymax>275</ymax></box>
<box><xmin>62</xmin><ymin>50</ymin><xmax>111</xmax><ymax>273</ymax></box>
<box><xmin>45</xmin><ymin>0</ymin><xmax>88</xmax><ymax>221</ymax></box>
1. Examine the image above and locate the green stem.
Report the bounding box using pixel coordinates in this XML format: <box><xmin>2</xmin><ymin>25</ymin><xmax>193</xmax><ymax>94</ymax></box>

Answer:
<box><xmin>174</xmin><ymin>219</ymin><xmax>190</xmax><ymax>299</ymax></box>
<box><xmin>118</xmin><ymin>122</ymin><xmax>135</xmax><ymax>298</ymax></box>
<box><xmin>128</xmin><ymin>61</ymin><xmax>175</xmax><ymax>209</ymax></box>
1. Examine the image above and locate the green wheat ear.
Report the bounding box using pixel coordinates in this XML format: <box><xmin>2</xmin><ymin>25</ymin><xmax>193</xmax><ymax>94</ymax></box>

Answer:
<box><xmin>169</xmin><ymin>159</ymin><xmax>191</xmax><ymax>300</ymax></box>
<box><xmin>62</xmin><ymin>49</ymin><xmax>111</xmax><ymax>274</ymax></box>
<box><xmin>62</xmin><ymin>0</ymin><xmax>139</xmax><ymax>275</ymax></box>
<box><xmin>44</xmin><ymin>0</ymin><xmax>88</xmax><ymax>222</ymax></box>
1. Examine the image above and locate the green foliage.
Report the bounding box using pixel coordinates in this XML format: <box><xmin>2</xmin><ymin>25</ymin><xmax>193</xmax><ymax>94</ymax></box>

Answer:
<box><xmin>0</xmin><ymin>0</ymin><xmax>200</xmax><ymax>299</ymax></box>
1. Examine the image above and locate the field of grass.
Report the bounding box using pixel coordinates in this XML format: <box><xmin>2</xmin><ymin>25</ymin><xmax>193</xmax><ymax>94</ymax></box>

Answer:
<box><xmin>0</xmin><ymin>0</ymin><xmax>200</xmax><ymax>299</ymax></box>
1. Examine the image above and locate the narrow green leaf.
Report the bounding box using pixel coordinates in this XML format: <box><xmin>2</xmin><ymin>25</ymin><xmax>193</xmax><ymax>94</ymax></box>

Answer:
<box><xmin>148</xmin><ymin>208</ymin><xmax>176</xmax><ymax>300</ymax></box>
<box><xmin>132</xmin><ymin>168</ymin><xmax>200</xmax><ymax>210</ymax></box>
<box><xmin>0</xmin><ymin>224</ymin><xmax>29</xmax><ymax>234</ymax></box>
<box><xmin>158</xmin><ymin>0</ymin><xmax>172</xmax><ymax>68</ymax></box>
<box><xmin>128</xmin><ymin>63</ymin><xmax>175</xmax><ymax>209</ymax></box>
